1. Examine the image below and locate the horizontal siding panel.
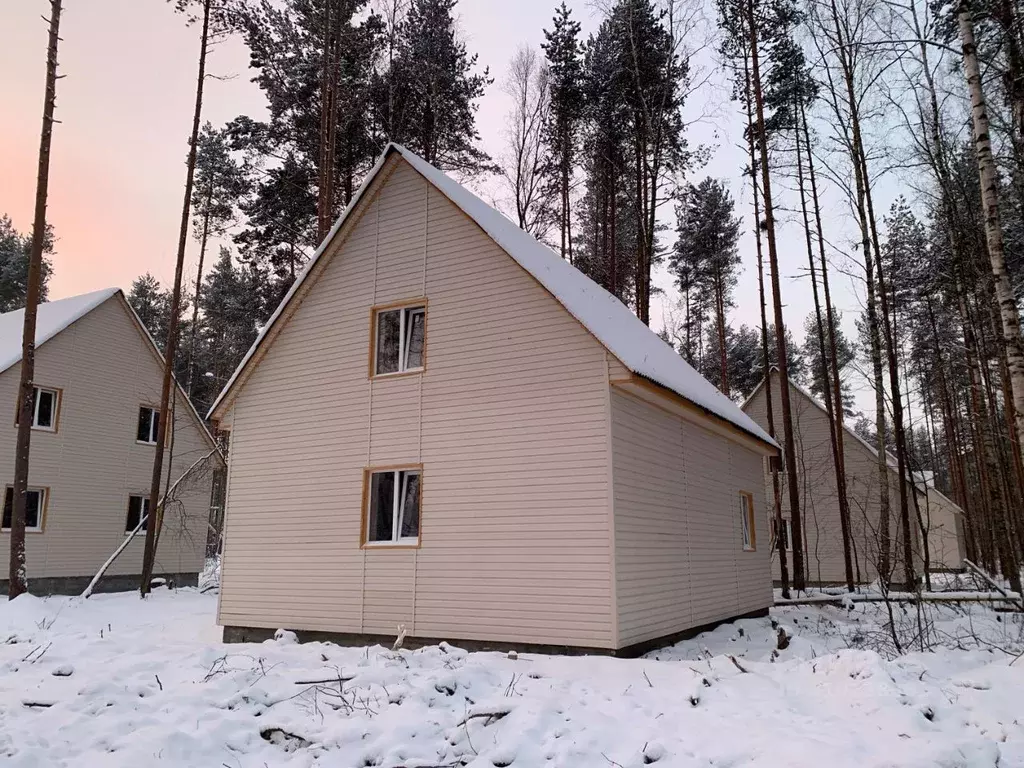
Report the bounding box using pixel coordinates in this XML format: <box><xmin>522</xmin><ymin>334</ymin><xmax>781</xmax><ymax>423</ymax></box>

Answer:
<box><xmin>220</xmin><ymin>157</ymin><xmax>614</xmax><ymax>648</ymax></box>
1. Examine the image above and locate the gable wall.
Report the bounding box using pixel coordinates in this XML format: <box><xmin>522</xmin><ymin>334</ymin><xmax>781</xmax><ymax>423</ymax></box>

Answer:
<box><xmin>924</xmin><ymin>489</ymin><xmax>965</xmax><ymax>570</ymax></box>
<box><xmin>611</xmin><ymin>389</ymin><xmax>771</xmax><ymax>647</ymax></box>
<box><xmin>743</xmin><ymin>373</ymin><xmax>916</xmax><ymax>584</ymax></box>
<box><xmin>0</xmin><ymin>296</ymin><xmax>213</xmax><ymax>581</ymax></box>
<box><xmin>219</xmin><ymin>158</ymin><xmax>616</xmax><ymax>647</ymax></box>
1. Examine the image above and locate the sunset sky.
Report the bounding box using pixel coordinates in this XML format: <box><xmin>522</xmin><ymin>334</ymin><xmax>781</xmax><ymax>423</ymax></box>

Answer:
<box><xmin>1</xmin><ymin>0</ymin><xmax>882</xmax><ymax>375</ymax></box>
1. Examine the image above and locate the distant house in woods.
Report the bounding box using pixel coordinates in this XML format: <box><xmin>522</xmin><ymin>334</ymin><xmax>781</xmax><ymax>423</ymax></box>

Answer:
<box><xmin>209</xmin><ymin>144</ymin><xmax>779</xmax><ymax>656</ymax></box>
<box><xmin>0</xmin><ymin>289</ymin><xmax>222</xmax><ymax>595</ymax></box>
<box><xmin>743</xmin><ymin>370</ymin><xmax>959</xmax><ymax>585</ymax></box>
<box><xmin>914</xmin><ymin>472</ymin><xmax>967</xmax><ymax>572</ymax></box>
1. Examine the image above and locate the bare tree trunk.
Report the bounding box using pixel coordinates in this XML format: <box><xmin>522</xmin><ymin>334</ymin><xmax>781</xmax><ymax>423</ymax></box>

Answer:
<box><xmin>958</xmin><ymin>0</ymin><xmax>1024</xmax><ymax>456</ymax></box>
<box><xmin>746</xmin><ymin>0</ymin><xmax>806</xmax><ymax>589</ymax></box>
<box><xmin>316</xmin><ymin>0</ymin><xmax>335</xmax><ymax>242</ymax></box>
<box><xmin>140</xmin><ymin>0</ymin><xmax>211</xmax><ymax>596</ymax></box>
<box><xmin>9</xmin><ymin>0</ymin><xmax>62</xmax><ymax>599</ymax></box>
<box><xmin>794</xmin><ymin>95</ymin><xmax>855</xmax><ymax>591</ymax></box>
<box><xmin>185</xmin><ymin>184</ymin><xmax>213</xmax><ymax>397</ymax></box>
<box><xmin>715</xmin><ymin>275</ymin><xmax>730</xmax><ymax>397</ymax></box>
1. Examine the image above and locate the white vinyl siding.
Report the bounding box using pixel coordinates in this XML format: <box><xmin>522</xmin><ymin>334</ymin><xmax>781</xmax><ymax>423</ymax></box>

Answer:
<box><xmin>0</xmin><ymin>296</ymin><xmax>214</xmax><ymax>579</ymax></box>
<box><xmin>742</xmin><ymin>371</ymin><xmax>918</xmax><ymax>584</ymax></box>
<box><xmin>611</xmin><ymin>389</ymin><xmax>772</xmax><ymax>648</ymax></box>
<box><xmin>219</xmin><ymin>158</ymin><xmax>615</xmax><ymax>648</ymax></box>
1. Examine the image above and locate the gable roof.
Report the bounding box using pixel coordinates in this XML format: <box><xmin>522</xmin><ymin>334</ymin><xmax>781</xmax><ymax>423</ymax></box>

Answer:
<box><xmin>0</xmin><ymin>287</ymin><xmax>120</xmax><ymax>374</ymax></box>
<box><xmin>0</xmin><ymin>288</ymin><xmax>219</xmax><ymax>454</ymax></box>
<box><xmin>208</xmin><ymin>144</ymin><xmax>776</xmax><ymax>448</ymax></box>
<box><xmin>741</xmin><ymin>369</ymin><xmax>901</xmax><ymax>473</ymax></box>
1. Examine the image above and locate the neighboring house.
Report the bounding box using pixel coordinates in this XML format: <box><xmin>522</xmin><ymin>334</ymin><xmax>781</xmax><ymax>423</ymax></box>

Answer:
<box><xmin>743</xmin><ymin>369</ymin><xmax>930</xmax><ymax>585</ymax></box>
<box><xmin>914</xmin><ymin>473</ymin><xmax>966</xmax><ymax>571</ymax></box>
<box><xmin>0</xmin><ymin>288</ymin><xmax>221</xmax><ymax>594</ymax></box>
<box><xmin>209</xmin><ymin>144</ymin><xmax>779</xmax><ymax>656</ymax></box>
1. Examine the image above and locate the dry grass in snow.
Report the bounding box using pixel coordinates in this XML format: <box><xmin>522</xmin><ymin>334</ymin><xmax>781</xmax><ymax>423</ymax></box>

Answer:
<box><xmin>0</xmin><ymin>588</ymin><xmax>1022</xmax><ymax>767</ymax></box>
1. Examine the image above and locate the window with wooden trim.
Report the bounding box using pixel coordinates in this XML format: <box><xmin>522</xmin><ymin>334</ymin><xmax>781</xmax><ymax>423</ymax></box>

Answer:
<box><xmin>374</xmin><ymin>304</ymin><xmax>425</xmax><ymax>375</ymax></box>
<box><xmin>365</xmin><ymin>468</ymin><xmax>421</xmax><ymax>545</ymax></box>
<box><xmin>771</xmin><ymin>517</ymin><xmax>792</xmax><ymax>551</ymax></box>
<box><xmin>768</xmin><ymin>453</ymin><xmax>783</xmax><ymax>473</ymax></box>
<box><xmin>30</xmin><ymin>387</ymin><xmax>59</xmax><ymax>431</ymax></box>
<box><xmin>137</xmin><ymin>406</ymin><xmax>159</xmax><ymax>444</ymax></box>
<box><xmin>126</xmin><ymin>494</ymin><xmax>150</xmax><ymax>533</ymax></box>
<box><xmin>2</xmin><ymin>487</ymin><xmax>46</xmax><ymax>533</ymax></box>
<box><xmin>739</xmin><ymin>491</ymin><xmax>756</xmax><ymax>551</ymax></box>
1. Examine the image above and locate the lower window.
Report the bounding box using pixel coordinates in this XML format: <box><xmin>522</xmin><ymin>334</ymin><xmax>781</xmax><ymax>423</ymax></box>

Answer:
<box><xmin>126</xmin><ymin>494</ymin><xmax>150</xmax><ymax>533</ymax></box>
<box><xmin>739</xmin><ymin>491</ymin><xmax>756</xmax><ymax>551</ymax></box>
<box><xmin>2</xmin><ymin>487</ymin><xmax>46</xmax><ymax>532</ymax></box>
<box><xmin>365</xmin><ymin>468</ymin><xmax>421</xmax><ymax>545</ymax></box>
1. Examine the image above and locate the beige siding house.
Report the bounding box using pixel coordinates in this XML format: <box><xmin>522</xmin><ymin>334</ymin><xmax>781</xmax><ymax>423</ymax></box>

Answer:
<box><xmin>0</xmin><ymin>289</ymin><xmax>220</xmax><ymax>594</ymax></box>
<box><xmin>743</xmin><ymin>370</ymin><xmax>945</xmax><ymax>585</ymax></box>
<box><xmin>921</xmin><ymin>482</ymin><xmax>967</xmax><ymax>571</ymax></box>
<box><xmin>210</xmin><ymin>144</ymin><xmax>777</xmax><ymax>655</ymax></box>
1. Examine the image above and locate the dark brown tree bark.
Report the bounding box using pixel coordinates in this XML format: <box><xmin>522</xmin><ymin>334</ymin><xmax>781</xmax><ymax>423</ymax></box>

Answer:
<box><xmin>744</xmin><ymin>0</ymin><xmax>806</xmax><ymax>589</ymax></box>
<box><xmin>9</xmin><ymin>0</ymin><xmax>62</xmax><ymax>599</ymax></box>
<box><xmin>140</xmin><ymin>0</ymin><xmax>212</xmax><ymax>596</ymax></box>
<box><xmin>794</xmin><ymin>95</ymin><xmax>855</xmax><ymax>591</ymax></box>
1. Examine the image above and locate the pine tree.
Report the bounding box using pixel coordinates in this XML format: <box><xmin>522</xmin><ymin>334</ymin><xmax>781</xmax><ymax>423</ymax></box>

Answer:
<box><xmin>186</xmin><ymin>123</ymin><xmax>247</xmax><ymax>396</ymax></box>
<box><xmin>802</xmin><ymin>311</ymin><xmax>855</xmax><ymax>415</ymax></box>
<box><xmin>0</xmin><ymin>215</ymin><xmax>53</xmax><ymax>312</ymax></box>
<box><xmin>670</xmin><ymin>178</ymin><xmax>741</xmax><ymax>396</ymax></box>
<box><xmin>377</xmin><ymin>0</ymin><xmax>491</xmax><ymax>171</ymax></box>
<box><xmin>542</xmin><ymin>2</ymin><xmax>584</xmax><ymax>262</ymax></box>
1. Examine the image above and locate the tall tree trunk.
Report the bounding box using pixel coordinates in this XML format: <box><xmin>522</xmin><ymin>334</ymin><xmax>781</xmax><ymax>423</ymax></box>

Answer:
<box><xmin>958</xmin><ymin>0</ymin><xmax>1024</xmax><ymax>455</ymax></box>
<box><xmin>316</xmin><ymin>0</ymin><xmax>335</xmax><ymax>242</ymax></box>
<box><xmin>715</xmin><ymin>276</ymin><xmax>730</xmax><ymax>397</ymax></box>
<box><xmin>794</xmin><ymin>95</ymin><xmax>855</xmax><ymax>591</ymax></box>
<box><xmin>9</xmin><ymin>0</ymin><xmax>62</xmax><ymax>599</ymax></box>
<box><xmin>185</xmin><ymin>184</ymin><xmax>213</xmax><ymax>397</ymax></box>
<box><xmin>140</xmin><ymin>0</ymin><xmax>211</xmax><ymax>596</ymax></box>
<box><xmin>745</xmin><ymin>0</ymin><xmax>805</xmax><ymax>589</ymax></box>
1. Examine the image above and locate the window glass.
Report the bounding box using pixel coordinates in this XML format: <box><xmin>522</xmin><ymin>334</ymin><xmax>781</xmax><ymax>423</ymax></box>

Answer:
<box><xmin>399</xmin><ymin>471</ymin><xmax>420</xmax><ymax>538</ymax></box>
<box><xmin>376</xmin><ymin>310</ymin><xmax>401</xmax><ymax>374</ymax></box>
<box><xmin>137</xmin><ymin>407</ymin><xmax>159</xmax><ymax>443</ymax></box>
<box><xmin>126</xmin><ymin>495</ymin><xmax>150</xmax><ymax>532</ymax></box>
<box><xmin>368</xmin><ymin>471</ymin><xmax>396</xmax><ymax>542</ymax></box>
<box><xmin>3</xmin><ymin>487</ymin><xmax>43</xmax><ymax>530</ymax></box>
<box><xmin>740</xmin><ymin>493</ymin><xmax>755</xmax><ymax>551</ymax></box>
<box><xmin>35</xmin><ymin>389</ymin><xmax>55</xmax><ymax>429</ymax></box>
<box><xmin>405</xmin><ymin>310</ymin><xmax>425</xmax><ymax>370</ymax></box>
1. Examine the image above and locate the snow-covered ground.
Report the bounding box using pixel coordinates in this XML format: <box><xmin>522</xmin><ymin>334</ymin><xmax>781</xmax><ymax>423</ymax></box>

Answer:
<box><xmin>1</xmin><ymin>589</ymin><xmax>1022</xmax><ymax>767</ymax></box>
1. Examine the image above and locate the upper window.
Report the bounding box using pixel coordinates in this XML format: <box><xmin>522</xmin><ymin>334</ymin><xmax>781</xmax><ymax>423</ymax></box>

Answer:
<box><xmin>126</xmin><ymin>494</ymin><xmax>150</xmax><ymax>533</ymax></box>
<box><xmin>30</xmin><ymin>387</ymin><xmax>59</xmax><ymax>431</ymax></box>
<box><xmin>374</xmin><ymin>304</ymin><xmax>425</xmax><ymax>376</ymax></box>
<box><xmin>2</xmin><ymin>487</ymin><xmax>46</xmax><ymax>532</ymax></box>
<box><xmin>739</xmin><ymin>491</ymin><xmax>756</xmax><ymax>551</ymax></box>
<box><xmin>137</xmin><ymin>406</ymin><xmax>159</xmax><ymax>444</ymax></box>
<box><xmin>365</xmin><ymin>468</ymin><xmax>421</xmax><ymax>545</ymax></box>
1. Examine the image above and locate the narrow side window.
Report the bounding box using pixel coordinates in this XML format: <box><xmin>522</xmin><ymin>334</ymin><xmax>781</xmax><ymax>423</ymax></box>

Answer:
<box><xmin>740</xmin><ymin>491</ymin><xmax>756</xmax><ymax>551</ymax></box>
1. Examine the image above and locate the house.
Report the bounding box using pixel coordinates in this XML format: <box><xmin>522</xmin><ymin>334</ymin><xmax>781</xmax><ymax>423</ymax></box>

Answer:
<box><xmin>0</xmin><ymin>288</ymin><xmax>221</xmax><ymax>595</ymax></box>
<box><xmin>915</xmin><ymin>472</ymin><xmax>967</xmax><ymax>571</ymax></box>
<box><xmin>208</xmin><ymin>144</ymin><xmax>779</xmax><ymax>656</ymax></box>
<box><xmin>743</xmin><ymin>369</ymin><xmax>944</xmax><ymax>585</ymax></box>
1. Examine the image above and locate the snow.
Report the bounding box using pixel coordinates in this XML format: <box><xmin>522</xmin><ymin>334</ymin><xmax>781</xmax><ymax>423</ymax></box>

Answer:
<box><xmin>209</xmin><ymin>145</ymin><xmax>777</xmax><ymax>449</ymax></box>
<box><xmin>1</xmin><ymin>588</ymin><xmax>1022</xmax><ymax>767</ymax></box>
<box><xmin>0</xmin><ymin>288</ymin><xmax>119</xmax><ymax>374</ymax></box>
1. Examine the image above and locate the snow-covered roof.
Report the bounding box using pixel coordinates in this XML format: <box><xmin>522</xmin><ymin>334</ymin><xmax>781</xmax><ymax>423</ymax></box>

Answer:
<box><xmin>209</xmin><ymin>144</ymin><xmax>777</xmax><ymax>448</ymax></box>
<box><xmin>0</xmin><ymin>288</ymin><xmax>120</xmax><ymax>374</ymax></box>
<box><xmin>742</xmin><ymin>370</ymin><xmax>902</xmax><ymax>473</ymax></box>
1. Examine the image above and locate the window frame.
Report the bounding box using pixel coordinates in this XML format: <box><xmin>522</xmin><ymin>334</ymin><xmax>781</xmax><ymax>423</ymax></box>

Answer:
<box><xmin>136</xmin><ymin>405</ymin><xmax>160</xmax><ymax>445</ymax></box>
<box><xmin>13</xmin><ymin>386</ymin><xmax>62</xmax><ymax>433</ymax></box>
<box><xmin>2</xmin><ymin>486</ymin><xmax>49</xmax><ymax>534</ymax></box>
<box><xmin>739</xmin><ymin>491</ymin><xmax>756</xmax><ymax>552</ymax></box>
<box><xmin>125</xmin><ymin>493</ymin><xmax>151</xmax><ymax>534</ymax></box>
<box><xmin>369</xmin><ymin>299</ymin><xmax>427</xmax><ymax>378</ymax></box>
<box><xmin>361</xmin><ymin>465</ymin><xmax>423</xmax><ymax>548</ymax></box>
